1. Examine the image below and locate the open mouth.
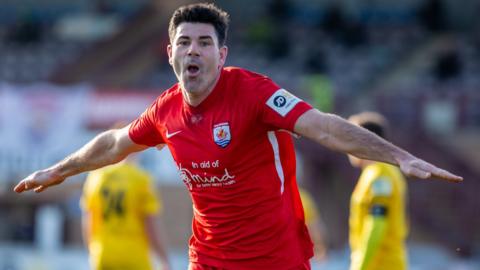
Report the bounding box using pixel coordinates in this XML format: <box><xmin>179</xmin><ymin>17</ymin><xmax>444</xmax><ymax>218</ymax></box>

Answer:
<box><xmin>186</xmin><ymin>64</ymin><xmax>200</xmax><ymax>76</ymax></box>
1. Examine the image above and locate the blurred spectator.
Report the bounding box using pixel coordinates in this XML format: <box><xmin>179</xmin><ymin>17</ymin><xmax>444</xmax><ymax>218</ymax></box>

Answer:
<box><xmin>321</xmin><ymin>3</ymin><xmax>367</xmax><ymax>48</ymax></box>
<box><xmin>322</xmin><ymin>3</ymin><xmax>346</xmax><ymax>36</ymax></box>
<box><xmin>267</xmin><ymin>27</ymin><xmax>291</xmax><ymax>60</ymax></box>
<box><xmin>304</xmin><ymin>46</ymin><xmax>327</xmax><ymax>74</ymax></box>
<box><xmin>302</xmin><ymin>74</ymin><xmax>334</xmax><ymax>113</ymax></box>
<box><xmin>265</xmin><ymin>0</ymin><xmax>293</xmax><ymax>59</ymax></box>
<box><xmin>246</xmin><ymin>17</ymin><xmax>273</xmax><ymax>48</ymax></box>
<box><xmin>268</xmin><ymin>0</ymin><xmax>292</xmax><ymax>23</ymax></box>
<box><xmin>433</xmin><ymin>41</ymin><xmax>463</xmax><ymax>81</ymax></box>
<box><xmin>341</xmin><ymin>21</ymin><xmax>367</xmax><ymax>48</ymax></box>
<box><xmin>302</xmin><ymin>46</ymin><xmax>333</xmax><ymax>113</ymax></box>
<box><xmin>7</xmin><ymin>13</ymin><xmax>44</xmax><ymax>45</ymax></box>
<box><xmin>417</xmin><ymin>0</ymin><xmax>447</xmax><ymax>32</ymax></box>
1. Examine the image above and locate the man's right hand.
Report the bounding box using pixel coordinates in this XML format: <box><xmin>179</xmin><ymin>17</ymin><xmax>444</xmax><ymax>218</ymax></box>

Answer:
<box><xmin>14</xmin><ymin>169</ymin><xmax>66</xmax><ymax>193</ymax></box>
<box><xmin>398</xmin><ymin>155</ymin><xmax>463</xmax><ymax>183</ymax></box>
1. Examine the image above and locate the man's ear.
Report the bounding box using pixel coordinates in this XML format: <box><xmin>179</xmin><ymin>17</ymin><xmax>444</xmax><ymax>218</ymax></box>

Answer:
<box><xmin>167</xmin><ymin>44</ymin><xmax>173</xmax><ymax>66</ymax></box>
<box><xmin>218</xmin><ymin>46</ymin><xmax>228</xmax><ymax>69</ymax></box>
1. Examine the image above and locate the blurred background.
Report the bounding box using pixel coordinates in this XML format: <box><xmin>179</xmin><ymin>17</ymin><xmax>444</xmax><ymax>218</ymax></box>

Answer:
<box><xmin>0</xmin><ymin>0</ymin><xmax>479</xmax><ymax>269</ymax></box>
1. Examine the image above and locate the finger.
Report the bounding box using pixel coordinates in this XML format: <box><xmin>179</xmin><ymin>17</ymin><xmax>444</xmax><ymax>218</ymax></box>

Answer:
<box><xmin>14</xmin><ymin>179</ymin><xmax>35</xmax><ymax>193</ymax></box>
<box><xmin>418</xmin><ymin>162</ymin><xmax>462</xmax><ymax>182</ymax></box>
<box><xmin>409</xmin><ymin>167</ymin><xmax>431</xmax><ymax>179</ymax></box>
<box><xmin>432</xmin><ymin>168</ymin><xmax>463</xmax><ymax>182</ymax></box>
<box><xmin>417</xmin><ymin>165</ymin><xmax>463</xmax><ymax>182</ymax></box>
<box><xmin>13</xmin><ymin>181</ymin><xmax>26</xmax><ymax>193</ymax></box>
<box><xmin>412</xmin><ymin>160</ymin><xmax>436</xmax><ymax>172</ymax></box>
<box><xmin>413</xmin><ymin>161</ymin><xmax>463</xmax><ymax>183</ymax></box>
<box><xmin>34</xmin><ymin>185</ymin><xmax>46</xmax><ymax>193</ymax></box>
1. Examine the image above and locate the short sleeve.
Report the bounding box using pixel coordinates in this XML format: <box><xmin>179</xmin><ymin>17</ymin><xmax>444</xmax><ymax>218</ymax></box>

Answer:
<box><xmin>258</xmin><ymin>79</ymin><xmax>313</xmax><ymax>131</ymax></box>
<box><xmin>128</xmin><ymin>99</ymin><xmax>164</xmax><ymax>147</ymax></box>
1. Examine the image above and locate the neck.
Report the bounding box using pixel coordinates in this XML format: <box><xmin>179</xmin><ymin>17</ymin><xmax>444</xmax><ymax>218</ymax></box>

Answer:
<box><xmin>183</xmin><ymin>87</ymin><xmax>213</xmax><ymax>107</ymax></box>
<box><xmin>183</xmin><ymin>71</ymin><xmax>222</xmax><ymax>107</ymax></box>
<box><xmin>360</xmin><ymin>159</ymin><xmax>376</xmax><ymax>169</ymax></box>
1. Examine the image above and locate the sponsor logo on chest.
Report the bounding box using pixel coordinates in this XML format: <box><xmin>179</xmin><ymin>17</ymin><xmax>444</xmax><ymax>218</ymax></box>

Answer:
<box><xmin>178</xmin><ymin>162</ymin><xmax>236</xmax><ymax>190</ymax></box>
<box><xmin>213</xmin><ymin>122</ymin><xmax>231</xmax><ymax>148</ymax></box>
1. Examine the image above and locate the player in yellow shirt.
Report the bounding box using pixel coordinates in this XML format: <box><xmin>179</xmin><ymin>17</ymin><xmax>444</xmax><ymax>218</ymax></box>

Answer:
<box><xmin>81</xmin><ymin>154</ymin><xmax>170</xmax><ymax>270</ymax></box>
<box><xmin>347</xmin><ymin>112</ymin><xmax>408</xmax><ymax>270</ymax></box>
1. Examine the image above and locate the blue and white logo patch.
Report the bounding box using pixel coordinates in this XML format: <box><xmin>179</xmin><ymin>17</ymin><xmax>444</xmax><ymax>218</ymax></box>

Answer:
<box><xmin>266</xmin><ymin>88</ymin><xmax>302</xmax><ymax>117</ymax></box>
<box><xmin>372</xmin><ymin>177</ymin><xmax>392</xmax><ymax>196</ymax></box>
<box><xmin>213</xmin><ymin>122</ymin><xmax>231</xmax><ymax>148</ymax></box>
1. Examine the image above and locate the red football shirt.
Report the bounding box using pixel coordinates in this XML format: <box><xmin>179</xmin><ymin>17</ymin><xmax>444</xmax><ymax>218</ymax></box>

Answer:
<box><xmin>129</xmin><ymin>67</ymin><xmax>314</xmax><ymax>269</ymax></box>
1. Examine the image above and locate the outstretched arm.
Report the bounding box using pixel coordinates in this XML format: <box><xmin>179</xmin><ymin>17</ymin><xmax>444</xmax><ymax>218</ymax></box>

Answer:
<box><xmin>294</xmin><ymin>109</ymin><xmax>462</xmax><ymax>182</ymax></box>
<box><xmin>14</xmin><ymin>125</ymin><xmax>148</xmax><ymax>193</ymax></box>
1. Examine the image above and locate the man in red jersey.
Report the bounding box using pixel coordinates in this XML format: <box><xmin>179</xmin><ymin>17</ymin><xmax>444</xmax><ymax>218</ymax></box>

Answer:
<box><xmin>14</xmin><ymin>3</ymin><xmax>462</xmax><ymax>270</ymax></box>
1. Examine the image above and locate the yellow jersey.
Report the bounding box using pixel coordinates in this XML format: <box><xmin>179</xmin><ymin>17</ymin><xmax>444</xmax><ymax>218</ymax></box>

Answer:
<box><xmin>81</xmin><ymin>162</ymin><xmax>161</xmax><ymax>270</ymax></box>
<box><xmin>349</xmin><ymin>163</ymin><xmax>408</xmax><ymax>270</ymax></box>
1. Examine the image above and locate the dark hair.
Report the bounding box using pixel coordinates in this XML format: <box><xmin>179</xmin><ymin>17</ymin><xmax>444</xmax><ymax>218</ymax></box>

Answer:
<box><xmin>360</xmin><ymin>122</ymin><xmax>385</xmax><ymax>139</ymax></box>
<box><xmin>168</xmin><ymin>3</ymin><xmax>230</xmax><ymax>47</ymax></box>
<box><xmin>348</xmin><ymin>112</ymin><xmax>389</xmax><ymax>139</ymax></box>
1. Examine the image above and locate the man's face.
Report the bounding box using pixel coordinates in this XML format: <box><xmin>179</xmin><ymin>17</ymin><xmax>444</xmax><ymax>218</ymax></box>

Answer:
<box><xmin>167</xmin><ymin>23</ymin><xmax>227</xmax><ymax>96</ymax></box>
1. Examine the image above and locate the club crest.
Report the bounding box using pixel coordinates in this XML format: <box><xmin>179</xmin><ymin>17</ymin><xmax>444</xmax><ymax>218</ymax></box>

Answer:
<box><xmin>213</xmin><ymin>122</ymin><xmax>231</xmax><ymax>148</ymax></box>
